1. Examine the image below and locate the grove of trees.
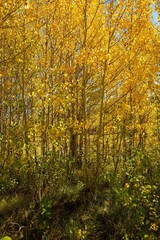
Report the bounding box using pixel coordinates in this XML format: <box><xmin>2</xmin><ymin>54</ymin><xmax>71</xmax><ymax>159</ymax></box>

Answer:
<box><xmin>0</xmin><ymin>0</ymin><xmax>159</xmax><ymax>239</ymax></box>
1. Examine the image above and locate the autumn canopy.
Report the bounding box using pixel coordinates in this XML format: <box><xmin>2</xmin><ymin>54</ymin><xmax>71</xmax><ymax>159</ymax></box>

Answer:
<box><xmin>0</xmin><ymin>0</ymin><xmax>159</xmax><ymax>239</ymax></box>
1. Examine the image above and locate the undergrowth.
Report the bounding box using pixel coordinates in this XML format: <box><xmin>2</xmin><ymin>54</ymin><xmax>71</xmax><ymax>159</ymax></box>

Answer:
<box><xmin>0</xmin><ymin>151</ymin><xmax>159</xmax><ymax>240</ymax></box>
